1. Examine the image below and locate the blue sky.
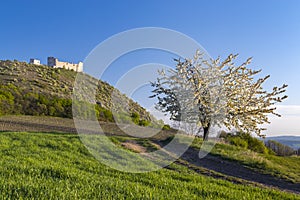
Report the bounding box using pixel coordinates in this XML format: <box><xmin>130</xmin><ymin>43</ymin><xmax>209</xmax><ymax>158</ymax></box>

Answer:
<box><xmin>1</xmin><ymin>0</ymin><xmax>300</xmax><ymax>135</ymax></box>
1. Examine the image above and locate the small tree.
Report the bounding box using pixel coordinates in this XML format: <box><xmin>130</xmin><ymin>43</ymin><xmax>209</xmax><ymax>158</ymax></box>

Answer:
<box><xmin>151</xmin><ymin>51</ymin><xmax>287</xmax><ymax>140</ymax></box>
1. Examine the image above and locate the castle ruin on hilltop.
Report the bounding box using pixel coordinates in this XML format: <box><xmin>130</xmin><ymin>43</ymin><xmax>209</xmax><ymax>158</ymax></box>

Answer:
<box><xmin>47</xmin><ymin>57</ymin><xmax>83</xmax><ymax>72</ymax></box>
<box><xmin>29</xmin><ymin>57</ymin><xmax>83</xmax><ymax>72</ymax></box>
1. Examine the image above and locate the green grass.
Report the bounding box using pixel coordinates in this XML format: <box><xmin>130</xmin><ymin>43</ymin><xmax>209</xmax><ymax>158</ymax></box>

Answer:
<box><xmin>0</xmin><ymin>132</ymin><xmax>299</xmax><ymax>199</ymax></box>
<box><xmin>192</xmin><ymin>138</ymin><xmax>300</xmax><ymax>183</ymax></box>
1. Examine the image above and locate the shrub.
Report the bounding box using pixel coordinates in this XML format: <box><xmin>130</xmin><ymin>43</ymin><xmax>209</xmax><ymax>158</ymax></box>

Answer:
<box><xmin>138</xmin><ymin>119</ymin><xmax>150</xmax><ymax>127</ymax></box>
<box><xmin>131</xmin><ymin>112</ymin><xmax>140</xmax><ymax>125</ymax></box>
<box><xmin>247</xmin><ymin>137</ymin><xmax>268</xmax><ymax>154</ymax></box>
<box><xmin>235</xmin><ymin>132</ymin><xmax>267</xmax><ymax>154</ymax></box>
<box><xmin>102</xmin><ymin>109</ymin><xmax>114</xmax><ymax>122</ymax></box>
<box><xmin>226</xmin><ymin>132</ymin><xmax>268</xmax><ymax>154</ymax></box>
<box><xmin>162</xmin><ymin>124</ymin><xmax>171</xmax><ymax>130</ymax></box>
<box><xmin>0</xmin><ymin>90</ymin><xmax>14</xmax><ymax>115</ymax></box>
<box><xmin>229</xmin><ymin>137</ymin><xmax>248</xmax><ymax>149</ymax></box>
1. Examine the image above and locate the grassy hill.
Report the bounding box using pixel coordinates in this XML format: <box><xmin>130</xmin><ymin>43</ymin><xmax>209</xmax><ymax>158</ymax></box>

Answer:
<box><xmin>0</xmin><ymin>116</ymin><xmax>299</xmax><ymax>198</ymax></box>
<box><xmin>0</xmin><ymin>131</ymin><xmax>299</xmax><ymax>199</ymax></box>
<box><xmin>1</xmin><ymin>60</ymin><xmax>300</xmax><ymax>199</ymax></box>
<box><xmin>0</xmin><ymin>60</ymin><xmax>157</xmax><ymax>124</ymax></box>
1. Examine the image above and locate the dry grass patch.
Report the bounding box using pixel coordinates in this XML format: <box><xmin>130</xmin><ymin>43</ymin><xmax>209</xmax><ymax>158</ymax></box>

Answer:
<box><xmin>121</xmin><ymin>140</ymin><xmax>147</xmax><ymax>153</ymax></box>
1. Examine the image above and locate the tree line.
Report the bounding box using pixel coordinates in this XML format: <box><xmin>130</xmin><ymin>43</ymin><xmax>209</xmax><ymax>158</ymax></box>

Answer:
<box><xmin>265</xmin><ymin>140</ymin><xmax>300</xmax><ymax>156</ymax></box>
<box><xmin>0</xmin><ymin>84</ymin><xmax>72</xmax><ymax>117</ymax></box>
<box><xmin>0</xmin><ymin>83</ymin><xmax>162</xmax><ymax>128</ymax></box>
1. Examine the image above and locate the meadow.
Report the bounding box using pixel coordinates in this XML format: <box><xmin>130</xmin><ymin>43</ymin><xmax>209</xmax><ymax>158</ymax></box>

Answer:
<box><xmin>0</xmin><ymin>131</ymin><xmax>299</xmax><ymax>199</ymax></box>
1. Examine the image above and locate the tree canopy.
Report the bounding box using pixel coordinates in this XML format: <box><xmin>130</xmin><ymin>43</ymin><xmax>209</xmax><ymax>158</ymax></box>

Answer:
<box><xmin>151</xmin><ymin>51</ymin><xmax>288</xmax><ymax>140</ymax></box>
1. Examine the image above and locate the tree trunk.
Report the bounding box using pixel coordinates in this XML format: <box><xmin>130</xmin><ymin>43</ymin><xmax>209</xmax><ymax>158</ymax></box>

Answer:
<box><xmin>203</xmin><ymin>124</ymin><xmax>210</xmax><ymax>141</ymax></box>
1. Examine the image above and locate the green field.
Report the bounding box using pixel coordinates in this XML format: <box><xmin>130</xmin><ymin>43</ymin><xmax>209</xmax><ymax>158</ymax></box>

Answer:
<box><xmin>0</xmin><ymin>131</ymin><xmax>299</xmax><ymax>199</ymax></box>
<box><xmin>192</xmin><ymin>138</ymin><xmax>300</xmax><ymax>183</ymax></box>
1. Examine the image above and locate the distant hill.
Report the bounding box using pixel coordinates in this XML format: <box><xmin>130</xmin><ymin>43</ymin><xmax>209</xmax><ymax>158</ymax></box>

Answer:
<box><xmin>0</xmin><ymin>60</ymin><xmax>159</xmax><ymax>125</ymax></box>
<box><xmin>264</xmin><ymin>136</ymin><xmax>300</xmax><ymax>150</ymax></box>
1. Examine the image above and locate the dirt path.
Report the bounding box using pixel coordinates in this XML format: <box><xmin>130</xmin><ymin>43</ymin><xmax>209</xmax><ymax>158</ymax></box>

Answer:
<box><xmin>180</xmin><ymin>147</ymin><xmax>300</xmax><ymax>194</ymax></box>
<box><xmin>0</xmin><ymin>116</ymin><xmax>77</xmax><ymax>133</ymax></box>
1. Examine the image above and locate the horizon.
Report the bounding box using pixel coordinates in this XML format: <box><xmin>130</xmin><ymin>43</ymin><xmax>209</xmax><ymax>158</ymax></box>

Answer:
<box><xmin>1</xmin><ymin>0</ymin><xmax>299</xmax><ymax>136</ymax></box>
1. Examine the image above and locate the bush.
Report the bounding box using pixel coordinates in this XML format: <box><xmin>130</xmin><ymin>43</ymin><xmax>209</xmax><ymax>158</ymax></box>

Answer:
<box><xmin>131</xmin><ymin>112</ymin><xmax>140</xmax><ymax>125</ymax></box>
<box><xmin>229</xmin><ymin>137</ymin><xmax>248</xmax><ymax>149</ymax></box>
<box><xmin>0</xmin><ymin>90</ymin><xmax>14</xmax><ymax>115</ymax></box>
<box><xmin>248</xmin><ymin>137</ymin><xmax>268</xmax><ymax>154</ymax></box>
<box><xmin>226</xmin><ymin>132</ymin><xmax>268</xmax><ymax>154</ymax></box>
<box><xmin>162</xmin><ymin>124</ymin><xmax>171</xmax><ymax>130</ymax></box>
<box><xmin>138</xmin><ymin>119</ymin><xmax>150</xmax><ymax>127</ymax></box>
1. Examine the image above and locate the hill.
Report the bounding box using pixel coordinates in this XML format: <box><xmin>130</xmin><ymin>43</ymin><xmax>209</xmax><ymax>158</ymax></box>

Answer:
<box><xmin>1</xmin><ymin>60</ymin><xmax>300</xmax><ymax>198</ymax></box>
<box><xmin>0</xmin><ymin>116</ymin><xmax>300</xmax><ymax>197</ymax></box>
<box><xmin>0</xmin><ymin>60</ymin><xmax>160</xmax><ymax>126</ymax></box>
<box><xmin>263</xmin><ymin>136</ymin><xmax>300</xmax><ymax>150</ymax></box>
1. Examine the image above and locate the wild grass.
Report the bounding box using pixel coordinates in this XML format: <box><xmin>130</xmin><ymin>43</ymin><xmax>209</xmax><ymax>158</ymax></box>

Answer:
<box><xmin>0</xmin><ymin>132</ymin><xmax>299</xmax><ymax>199</ymax></box>
<box><xmin>192</xmin><ymin>138</ymin><xmax>300</xmax><ymax>183</ymax></box>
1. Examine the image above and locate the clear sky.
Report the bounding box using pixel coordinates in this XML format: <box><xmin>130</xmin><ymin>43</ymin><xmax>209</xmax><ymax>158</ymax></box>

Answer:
<box><xmin>1</xmin><ymin>0</ymin><xmax>300</xmax><ymax>136</ymax></box>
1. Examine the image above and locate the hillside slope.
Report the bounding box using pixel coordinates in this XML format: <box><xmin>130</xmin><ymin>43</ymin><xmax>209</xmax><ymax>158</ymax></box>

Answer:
<box><xmin>1</xmin><ymin>115</ymin><xmax>299</xmax><ymax>194</ymax></box>
<box><xmin>264</xmin><ymin>136</ymin><xmax>300</xmax><ymax>150</ymax></box>
<box><xmin>0</xmin><ymin>60</ymin><xmax>155</xmax><ymax>122</ymax></box>
<box><xmin>0</xmin><ymin>131</ymin><xmax>299</xmax><ymax>199</ymax></box>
